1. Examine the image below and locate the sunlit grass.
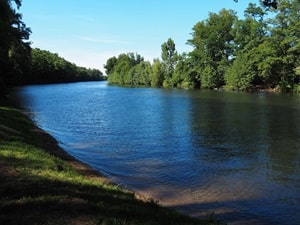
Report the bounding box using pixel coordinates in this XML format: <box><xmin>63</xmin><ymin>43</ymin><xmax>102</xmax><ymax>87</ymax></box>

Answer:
<box><xmin>0</xmin><ymin>106</ymin><xmax>223</xmax><ymax>225</ymax></box>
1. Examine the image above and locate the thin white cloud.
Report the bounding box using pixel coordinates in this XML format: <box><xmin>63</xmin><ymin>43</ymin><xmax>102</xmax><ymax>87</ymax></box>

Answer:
<box><xmin>78</xmin><ymin>36</ymin><xmax>132</xmax><ymax>45</ymax></box>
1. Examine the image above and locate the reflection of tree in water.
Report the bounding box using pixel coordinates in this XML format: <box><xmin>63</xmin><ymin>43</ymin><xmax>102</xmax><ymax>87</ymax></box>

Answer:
<box><xmin>189</xmin><ymin>91</ymin><xmax>300</xmax><ymax>183</ymax></box>
<box><xmin>264</xmin><ymin>103</ymin><xmax>300</xmax><ymax>183</ymax></box>
<box><xmin>190</xmin><ymin>92</ymin><xmax>262</xmax><ymax>162</ymax></box>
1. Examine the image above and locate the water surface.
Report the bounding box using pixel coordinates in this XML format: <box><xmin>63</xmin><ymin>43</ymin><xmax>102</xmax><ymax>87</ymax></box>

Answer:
<box><xmin>16</xmin><ymin>81</ymin><xmax>300</xmax><ymax>225</ymax></box>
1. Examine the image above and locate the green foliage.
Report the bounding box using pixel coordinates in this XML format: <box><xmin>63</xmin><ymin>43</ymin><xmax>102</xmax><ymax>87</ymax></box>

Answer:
<box><xmin>161</xmin><ymin>38</ymin><xmax>178</xmax><ymax>81</ymax></box>
<box><xmin>150</xmin><ymin>59</ymin><xmax>165</xmax><ymax>87</ymax></box>
<box><xmin>126</xmin><ymin>61</ymin><xmax>152</xmax><ymax>86</ymax></box>
<box><xmin>105</xmin><ymin>1</ymin><xmax>299</xmax><ymax>93</ymax></box>
<box><xmin>1</xmin><ymin>0</ymin><xmax>299</xmax><ymax>93</ymax></box>
<box><xmin>225</xmin><ymin>54</ymin><xmax>254</xmax><ymax>90</ymax></box>
<box><xmin>267</xmin><ymin>0</ymin><xmax>300</xmax><ymax>91</ymax></box>
<box><xmin>294</xmin><ymin>84</ymin><xmax>300</xmax><ymax>93</ymax></box>
<box><xmin>188</xmin><ymin>9</ymin><xmax>237</xmax><ymax>89</ymax></box>
<box><xmin>0</xmin><ymin>0</ymin><xmax>106</xmax><ymax>97</ymax></box>
<box><xmin>28</xmin><ymin>48</ymin><xmax>105</xmax><ymax>84</ymax></box>
<box><xmin>0</xmin><ymin>0</ymin><xmax>31</xmax><ymax>96</ymax></box>
<box><xmin>200</xmin><ymin>66</ymin><xmax>217</xmax><ymax>89</ymax></box>
<box><xmin>173</xmin><ymin>54</ymin><xmax>200</xmax><ymax>88</ymax></box>
<box><xmin>107</xmin><ymin>53</ymin><xmax>143</xmax><ymax>85</ymax></box>
<box><xmin>104</xmin><ymin>56</ymin><xmax>117</xmax><ymax>75</ymax></box>
<box><xmin>172</xmin><ymin>57</ymin><xmax>186</xmax><ymax>87</ymax></box>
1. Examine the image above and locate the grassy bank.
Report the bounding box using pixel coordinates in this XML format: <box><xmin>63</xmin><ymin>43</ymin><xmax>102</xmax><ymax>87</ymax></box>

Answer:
<box><xmin>0</xmin><ymin>106</ymin><xmax>222</xmax><ymax>225</ymax></box>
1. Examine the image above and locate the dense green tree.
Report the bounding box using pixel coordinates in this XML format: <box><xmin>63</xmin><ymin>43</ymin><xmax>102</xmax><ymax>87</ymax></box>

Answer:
<box><xmin>104</xmin><ymin>56</ymin><xmax>117</xmax><ymax>75</ymax></box>
<box><xmin>233</xmin><ymin>3</ymin><xmax>267</xmax><ymax>52</ymax></box>
<box><xmin>225</xmin><ymin>54</ymin><xmax>254</xmax><ymax>90</ymax></box>
<box><xmin>110</xmin><ymin>56</ymin><xmax>132</xmax><ymax>84</ymax></box>
<box><xmin>107</xmin><ymin>53</ymin><xmax>144</xmax><ymax>85</ymax></box>
<box><xmin>0</xmin><ymin>0</ymin><xmax>31</xmax><ymax>96</ymax></box>
<box><xmin>161</xmin><ymin>38</ymin><xmax>178</xmax><ymax>87</ymax></box>
<box><xmin>172</xmin><ymin>54</ymin><xmax>186</xmax><ymax>87</ymax></box>
<box><xmin>233</xmin><ymin>0</ymin><xmax>300</xmax><ymax>91</ymax></box>
<box><xmin>28</xmin><ymin>48</ymin><xmax>104</xmax><ymax>84</ymax></box>
<box><xmin>173</xmin><ymin>53</ymin><xmax>199</xmax><ymax>88</ymax></box>
<box><xmin>188</xmin><ymin>9</ymin><xmax>237</xmax><ymax>89</ymax></box>
<box><xmin>227</xmin><ymin>0</ymin><xmax>300</xmax><ymax>91</ymax></box>
<box><xmin>225</xmin><ymin>3</ymin><xmax>268</xmax><ymax>90</ymax></box>
<box><xmin>106</xmin><ymin>0</ymin><xmax>299</xmax><ymax>93</ymax></box>
<box><xmin>266</xmin><ymin>0</ymin><xmax>300</xmax><ymax>91</ymax></box>
<box><xmin>150</xmin><ymin>59</ymin><xmax>165</xmax><ymax>87</ymax></box>
<box><xmin>126</xmin><ymin>61</ymin><xmax>152</xmax><ymax>86</ymax></box>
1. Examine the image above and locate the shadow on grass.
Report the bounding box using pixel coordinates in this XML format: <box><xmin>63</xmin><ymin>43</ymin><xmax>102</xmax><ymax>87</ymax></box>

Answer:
<box><xmin>0</xmin><ymin>164</ymin><xmax>209</xmax><ymax>225</ymax></box>
<box><xmin>1</xmin><ymin>175</ymin><xmax>162</xmax><ymax>224</ymax></box>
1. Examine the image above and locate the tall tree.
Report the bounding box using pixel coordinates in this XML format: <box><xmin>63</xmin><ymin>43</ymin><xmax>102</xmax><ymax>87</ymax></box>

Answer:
<box><xmin>242</xmin><ymin>0</ymin><xmax>300</xmax><ymax>91</ymax></box>
<box><xmin>266</xmin><ymin>0</ymin><xmax>300</xmax><ymax>91</ymax></box>
<box><xmin>150</xmin><ymin>59</ymin><xmax>165</xmax><ymax>87</ymax></box>
<box><xmin>104</xmin><ymin>56</ymin><xmax>117</xmax><ymax>75</ymax></box>
<box><xmin>173</xmin><ymin>53</ymin><xmax>199</xmax><ymax>88</ymax></box>
<box><xmin>225</xmin><ymin>3</ymin><xmax>268</xmax><ymax>90</ymax></box>
<box><xmin>0</xmin><ymin>0</ymin><xmax>31</xmax><ymax>96</ymax></box>
<box><xmin>161</xmin><ymin>38</ymin><xmax>178</xmax><ymax>86</ymax></box>
<box><xmin>188</xmin><ymin>9</ymin><xmax>237</xmax><ymax>88</ymax></box>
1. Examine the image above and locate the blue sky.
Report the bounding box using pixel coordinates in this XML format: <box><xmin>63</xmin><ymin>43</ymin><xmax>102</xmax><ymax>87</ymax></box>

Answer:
<box><xmin>21</xmin><ymin>0</ymin><xmax>260</xmax><ymax>73</ymax></box>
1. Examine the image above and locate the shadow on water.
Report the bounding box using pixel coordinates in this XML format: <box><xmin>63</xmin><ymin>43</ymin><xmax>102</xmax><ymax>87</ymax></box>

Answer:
<box><xmin>171</xmin><ymin>198</ymin><xmax>299</xmax><ymax>225</ymax></box>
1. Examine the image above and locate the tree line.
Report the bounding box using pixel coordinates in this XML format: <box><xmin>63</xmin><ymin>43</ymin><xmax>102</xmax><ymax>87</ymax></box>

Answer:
<box><xmin>26</xmin><ymin>48</ymin><xmax>105</xmax><ymax>84</ymax></box>
<box><xmin>105</xmin><ymin>0</ymin><xmax>300</xmax><ymax>92</ymax></box>
<box><xmin>0</xmin><ymin>0</ymin><xmax>105</xmax><ymax>98</ymax></box>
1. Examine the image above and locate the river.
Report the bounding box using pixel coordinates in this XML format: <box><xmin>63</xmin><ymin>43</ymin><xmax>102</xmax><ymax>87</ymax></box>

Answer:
<box><xmin>16</xmin><ymin>81</ymin><xmax>300</xmax><ymax>225</ymax></box>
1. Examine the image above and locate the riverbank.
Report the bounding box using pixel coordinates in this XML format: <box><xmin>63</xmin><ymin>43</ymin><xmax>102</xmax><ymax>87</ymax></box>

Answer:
<box><xmin>0</xmin><ymin>104</ymin><xmax>222</xmax><ymax>225</ymax></box>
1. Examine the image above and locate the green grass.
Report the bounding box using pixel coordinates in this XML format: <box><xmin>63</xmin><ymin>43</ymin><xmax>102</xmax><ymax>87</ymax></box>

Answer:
<box><xmin>0</xmin><ymin>106</ymin><xmax>223</xmax><ymax>225</ymax></box>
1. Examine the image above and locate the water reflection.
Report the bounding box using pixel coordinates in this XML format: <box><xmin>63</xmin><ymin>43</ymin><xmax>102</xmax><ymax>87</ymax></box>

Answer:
<box><xmin>189</xmin><ymin>91</ymin><xmax>300</xmax><ymax>179</ymax></box>
<box><xmin>185</xmin><ymin>90</ymin><xmax>300</xmax><ymax>224</ymax></box>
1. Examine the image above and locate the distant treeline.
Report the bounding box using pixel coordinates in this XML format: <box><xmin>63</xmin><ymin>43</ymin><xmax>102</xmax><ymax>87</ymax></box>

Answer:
<box><xmin>26</xmin><ymin>48</ymin><xmax>105</xmax><ymax>84</ymax></box>
<box><xmin>105</xmin><ymin>0</ymin><xmax>300</xmax><ymax>92</ymax></box>
<box><xmin>0</xmin><ymin>0</ymin><xmax>105</xmax><ymax>98</ymax></box>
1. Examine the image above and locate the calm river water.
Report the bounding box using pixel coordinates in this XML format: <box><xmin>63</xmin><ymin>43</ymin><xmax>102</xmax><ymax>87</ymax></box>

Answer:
<box><xmin>16</xmin><ymin>81</ymin><xmax>299</xmax><ymax>225</ymax></box>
